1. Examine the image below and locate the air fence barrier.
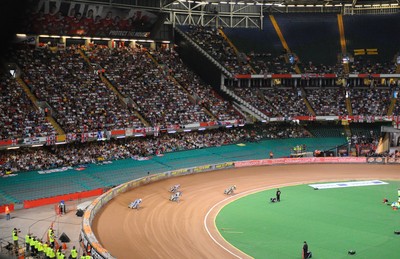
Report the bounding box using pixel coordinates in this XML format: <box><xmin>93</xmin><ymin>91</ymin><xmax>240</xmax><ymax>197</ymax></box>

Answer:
<box><xmin>81</xmin><ymin>157</ymin><xmax>376</xmax><ymax>258</ymax></box>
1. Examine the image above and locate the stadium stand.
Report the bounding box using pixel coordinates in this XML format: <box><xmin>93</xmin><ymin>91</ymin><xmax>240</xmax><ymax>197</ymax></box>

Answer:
<box><xmin>149</xmin><ymin>47</ymin><xmax>242</xmax><ymax>122</ymax></box>
<box><xmin>11</xmin><ymin>45</ymin><xmax>142</xmax><ymax>133</ymax></box>
<box><xmin>305</xmin><ymin>88</ymin><xmax>347</xmax><ymax>116</ymax></box>
<box><xmin>0</xmin><ymin>8</ymin><xmax>399</xmax><ymax>209</ymax></box>
<box><xmin>82</xmin><ymin>44</ymin><xmax>211</xmax><ymax>128</ymax></box>
<box><xmin>184</xmin><ymin>26</ymin><xmax>252</xmax><ymax>75</ymax></box>
<box><xmin>0</xmin><ymin>72</ymin><xmax>56</xmax><ymax>140</ymax></box>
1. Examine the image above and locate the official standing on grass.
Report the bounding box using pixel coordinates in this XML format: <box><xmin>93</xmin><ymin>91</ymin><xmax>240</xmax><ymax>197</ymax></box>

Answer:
<box><xmin>302</xmin><ymin>241</ymin><xmax>309</xmax><ymax>259</ymax></box>
<box><xmin>276</xmin><ymin>188</ymin><xmax>281</xmax><ymax>202</ymax></box>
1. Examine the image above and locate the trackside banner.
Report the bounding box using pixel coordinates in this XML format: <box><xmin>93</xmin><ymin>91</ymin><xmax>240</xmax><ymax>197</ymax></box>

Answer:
<box><xmin>366</xmin><ymin>157</ymin><xmax>386</xmax><ymax>164</ymax></box>
<box><xmin>24</xmin><ymin>0</ymin><xmax>159</xmax><ymax>38</ymax></box>
<box><xmin>235</xmin><ymin>157</ymin><xmax>367</xmax><ymax>168</ymax></box>
<box><xmin>387</xmin><ymin>158</ymin><xmax>400</xmax><ymax>164</ymax></box>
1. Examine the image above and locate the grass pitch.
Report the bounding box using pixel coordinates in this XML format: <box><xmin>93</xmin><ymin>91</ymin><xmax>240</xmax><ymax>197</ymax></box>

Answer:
<box><xmin>216</xmin><ymin>181</ymin><xmax>400</xmax><ymax>259</ymax></box>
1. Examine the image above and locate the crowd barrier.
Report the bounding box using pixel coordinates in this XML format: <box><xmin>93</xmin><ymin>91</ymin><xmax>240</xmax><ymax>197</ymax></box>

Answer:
<box><xmin>23</xmin><ymin>188</ymin><xmax>104</xmax><ymax>209</ymax></box>
<box><xmin>81</xmin><ymin>156</ymin><xmax>398</xmax><ymax>258</ymax></box>
<box><xmin>235</xmin><ymin>157</ymin><xmax>366</xmax><ymax>167</ymax></box>
<box><xmin>0</xmin><ymin>203</ymin><xmax>14</xmax><ymax>214</ymax></box>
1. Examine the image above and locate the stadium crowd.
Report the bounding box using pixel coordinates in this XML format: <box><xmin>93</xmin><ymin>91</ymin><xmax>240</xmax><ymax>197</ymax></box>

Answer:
<box><xmin>305</xmin><ymin>88</ymin><xmax>347</xmax><ymax>116</ymax></box>
<box><xmin>301</xmin><ymin>61</ymin><xmax>344</xmax><ymax>75</ymax></box>
<box><xmin>185</xmin><ymin>26</ymin><xmax>252</xmax><ymax>75</ymax></box>
<box><xmin>149</xmin><ymin>47</ymin><xmax>240</xmax><ymax>122</ymax></box>
<box><xmin>11</xmin><ymin>45</ymin><xmax>142</xmax><ymax>133</ymax></box>
<box><xmin>229</xmin><ymin>84</ymin><xmax>396</xmax><ymax>118</ymax></box>
<box><xmin>83</xmin><ymin>45</ymin><xmax>210</xmax><ymax>128</ymax></box>
<box><xmin>246</xmin><ymin>52</ymin><xmax>296</xmax><ymax>74</ymax></box>
<box><xmin>1</xmin><ymin>40</ymin><xmax>397</xmax><ymax>143</ymax></box>
<box><xmin>350</xmin><ymin>89</ymin><xmax>391</xmax><ymax>116</ymax></box>
<box><xmin>0</xmin><ymin>73</ymin><xmax>56</xmax><ymax>140</ymax></box>
<box><xmin>350</xmin><ymin>57</ymin><xmax>397</xmax><ymax>74</ymax></box>
<box><xmin>0</xmin><ymin>123</ymin><xmax>310</xmax><ymax>173</ymax></box>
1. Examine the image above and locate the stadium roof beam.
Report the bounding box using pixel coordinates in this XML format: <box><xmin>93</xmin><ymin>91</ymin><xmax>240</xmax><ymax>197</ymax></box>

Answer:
<box><xmin>164</xmin><ymin>1</ymin><xmax>264</xmax><ymax>29</ymax></box>
<box><xmin>72</xmin><ymin>0</ymin><xmax>400</xmax><ymax>27</ymax></box>
<box><xmin>76</xmin><ymin>0</ymin><xmax>400</xmax><ymax>7</ymax></box>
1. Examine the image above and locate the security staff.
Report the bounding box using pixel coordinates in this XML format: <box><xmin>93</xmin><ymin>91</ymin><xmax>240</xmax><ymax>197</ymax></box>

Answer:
<box><xmin>34</xmin><ymin>238</ymin><xmax>40</xmax><ymax>256</ymax></box>
<box><xmin>56</xmin><ymin>248</ymin><xmax>63</xmax><ymax>259</ymax></box>
<box><xmin>25</xmin><ymin>233</ymin><xmax>31</xmax><ymax>253</ymax></box>
<box><xmin>29</xmin><ymin>236</ymin><xmax>36</xmax><ymax>256</ymax></box>
<box><xmin>80</xmin><ymin>253</ymin><xmax>92</xmax><ymax>259</ymax></box>
<box><xmin>70</xmin><ymin>246</ymin><xmax>78</xmax><ymax>259</ymax></box>
<box><xmin>49</xmin><ymin>231</ymin><xmax>55</xmax><ymax>249</ymax></box>
<box><xmin>12</xmin><ymin>228</ymin><xmax>19</xmax><ymax>253</ymax></box>
<box><xmin>48</xmin><ymin>247</ymin><xmax>56</xmax><ymax>259</ymax></box>
<box><xmin>43</xmin><ymin>242</ymin><xmax>49</xmax><ymax>258</ymax></box>
<box><xmin>37</xmin><ymin>240</ymin><xmax>44</xmax><ymax>258</ymax></box>
<box><xmin>48</xmin><ymin>228</ymin><xmax>54</xmax><ymax>246</ymax></box>
<box><xmin>43</xmin><ymin>242</ymin><xmax>52</xmax><ymax>258</ymax></box>
<box><xmin>45</xmin><ymin>244</ymin><xmax>52</xmax><ymax>259</ymax></box>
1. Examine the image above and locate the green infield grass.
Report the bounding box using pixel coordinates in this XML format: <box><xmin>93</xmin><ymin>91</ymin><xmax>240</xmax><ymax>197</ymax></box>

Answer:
<box><xmin>216</xmin><ymin>181</ymin><xmax>400</xmax><ymax>259</ymax></box>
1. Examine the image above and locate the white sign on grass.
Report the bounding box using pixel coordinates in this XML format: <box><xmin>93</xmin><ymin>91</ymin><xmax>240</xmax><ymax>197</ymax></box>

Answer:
<box><xmin>309</xmin><ymin>180</ymin><xmax>388</xmax><ymax>190</ymax></box>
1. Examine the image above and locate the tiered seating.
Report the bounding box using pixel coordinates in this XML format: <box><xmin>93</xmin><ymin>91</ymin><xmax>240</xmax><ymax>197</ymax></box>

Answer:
<box><xmin>231</xmin><ymin>87</ymin><xmax>313</xmax><ymax>117</ymax></box>
<box><xmin>12</xmin><ymin>45</ymin><xmax>142</xmax><ymax>133</ymax></box>
<box><xmin>350</xmin><ymin>57</ymin><xmax>396</xmax><ymax>74</ymax></box>
<box><xmin>391</xmin><ymin>93</ymin><xmax>400</xmax><ymax>115</ymax></box>
<box><xmin>247</xmin><ymin>52</ymin><xmax>296</xmax><ymax>74</ymax></box>
<box><xmin>262</xmin><ymin>88</ymin><xmax>309</xmax><ymax>117</ymax></box>
<box><xmin>232</xmin><ymin>87</ymin><xmax>278</xmax><ymax>117</ymax></box>
<box><xmin>350</xmin><ymin>123</ymin><xmax>384</xmax><ymax>143</ymax></box>
<box><xmin>1</xmin><ymin>148</ymin><xmax>62</xmax><ymax>172</ymax></box>
<box><xmin>83</xmin><ymin>45</ymin><xmax>209</xmax><ymax>128</ymax></box>
<box><xmin>0</xmin><ymin>73</ymin><xmax>56</xmax><ymax>140</ymax></box>
<box><xmin>304</xmin><ymin>122</ymin><xmax>345</xmax><ymax>137</ymax></box>
<box><xmin>301</xmin><ymin>61</ymin><xmax>343</xmax><ymax>75</ymax></box>
<box><xmin>350</xmin><ymin>89</ymin><xmax>391</xmax><ymax>116</ymax></box>
<box><xmin>253</xmin><ymin>122</ymin><xmax>311</xmax><ymax>139</ymax></box>
<box><xmin>150</xmin><ymin>48</ymin><xmax>241</xmax><ymax>122</ymax></box>
<box><xmin>0</xmin><ymin>124</ymin><xmax>311</xmax><ymax>174</ymax></box>
<box><xmin>184</xmin><ymin>26</ymin><xmax>252</xmax><ymax>75</ymax></box>
<box><xmin>305</xmin><ymin>88</ymin><xmax>347</xmax><ymax>116</ymax></box>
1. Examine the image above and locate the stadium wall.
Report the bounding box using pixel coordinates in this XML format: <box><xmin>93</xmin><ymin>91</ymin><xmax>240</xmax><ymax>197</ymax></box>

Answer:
<box><xmin>0</xmin><ymin>204</ymin><xmax>14</xmax><ymax>213</ymax></box>
<box><xmin>23</xmin><ymin>188</ymin><xmax>104</xmax><ymax>209</ymax></box>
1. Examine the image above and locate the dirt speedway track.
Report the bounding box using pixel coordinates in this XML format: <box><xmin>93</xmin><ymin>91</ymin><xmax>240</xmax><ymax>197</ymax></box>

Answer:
<box><xmin>92</xmin><ymin>164</ymin><xmax>400</xmax><ymax>259</ymax></box>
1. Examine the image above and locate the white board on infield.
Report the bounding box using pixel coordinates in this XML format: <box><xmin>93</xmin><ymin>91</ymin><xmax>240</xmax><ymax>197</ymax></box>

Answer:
<box><xmin>309</xmin><ymin>180</ymin><xmax>388</xmax><ymax>190</ymax></box>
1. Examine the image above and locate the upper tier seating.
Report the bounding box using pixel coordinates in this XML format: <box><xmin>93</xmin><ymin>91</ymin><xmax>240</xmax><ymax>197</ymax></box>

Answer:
<box><xmin>0</xmin><ymin>73</ymin><xmax>56</xmax><ymax>140</ymax></box>
<box><xmin>12</xmin><ymin>45</ymin><xmax>143</xmax><ymax>133</ymax></box>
